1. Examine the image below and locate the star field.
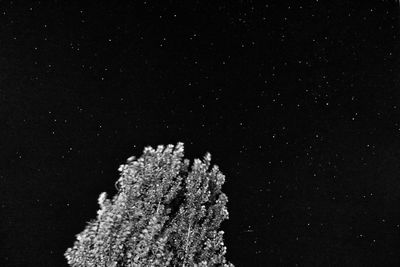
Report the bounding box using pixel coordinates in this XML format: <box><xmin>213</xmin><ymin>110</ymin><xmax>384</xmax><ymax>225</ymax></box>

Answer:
<box><xmin>1</xmin><ymin>1</ymin><xmax>400</xmax><ymax>266</ymax></box>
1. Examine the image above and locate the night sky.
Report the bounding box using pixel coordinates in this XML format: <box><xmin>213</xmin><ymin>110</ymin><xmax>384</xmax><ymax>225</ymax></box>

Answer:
<box><xmin>1</xmin><ymin>1</ymin><xmax>400</xmax><ymax>266</ymax></box>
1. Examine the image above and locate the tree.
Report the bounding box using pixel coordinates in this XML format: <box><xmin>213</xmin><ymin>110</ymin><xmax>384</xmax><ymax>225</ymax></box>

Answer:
<box><xmin>64</xmin><ymin>142</ymin><xmax>234</xmax><ymax>267</ymax></box>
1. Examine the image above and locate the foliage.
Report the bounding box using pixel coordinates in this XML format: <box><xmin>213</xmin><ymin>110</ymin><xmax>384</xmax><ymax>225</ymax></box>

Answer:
<box><xmin>64</xmin><ymin>142</ymin><xmax>234</xmax><ymax>267</ymax></box>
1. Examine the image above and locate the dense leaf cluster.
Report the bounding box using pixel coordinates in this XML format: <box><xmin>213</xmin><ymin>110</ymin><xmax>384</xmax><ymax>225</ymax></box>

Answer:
<box><xmin>65</xmin><ymin>142</ymin><xmax>234</xmax><ymax>267</ymax></box>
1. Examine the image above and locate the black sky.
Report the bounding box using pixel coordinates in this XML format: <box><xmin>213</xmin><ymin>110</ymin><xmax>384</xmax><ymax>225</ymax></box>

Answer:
<box><xmin>1</xmin><ymin>1</ymin><xmax>400</xmax><ymax>266</ymax></box>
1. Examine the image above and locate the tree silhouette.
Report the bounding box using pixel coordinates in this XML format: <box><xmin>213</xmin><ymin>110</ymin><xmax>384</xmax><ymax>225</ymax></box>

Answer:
<box><xmin>64</xmin><ymin>142</ymin><xmax>234</xmax><ymax>267</ymax></box>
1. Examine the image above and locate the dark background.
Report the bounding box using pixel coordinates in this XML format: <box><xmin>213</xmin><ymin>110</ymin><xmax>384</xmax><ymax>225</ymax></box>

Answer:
<box><xmin>1</xmin><ymin>1</ymin><xmax>400</xmax><ymax>266</ymax></box>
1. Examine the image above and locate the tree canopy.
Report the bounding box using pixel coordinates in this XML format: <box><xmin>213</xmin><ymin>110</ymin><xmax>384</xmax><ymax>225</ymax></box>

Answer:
<box><xmin>64</xmin><ymin>142</ymin><xmax>234</xmax><ymax>267</ymax></box>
